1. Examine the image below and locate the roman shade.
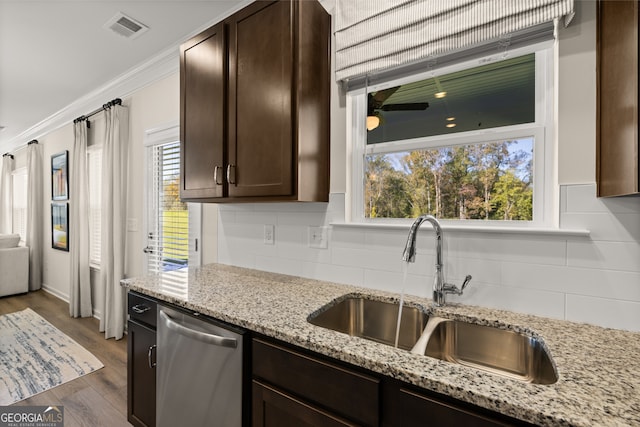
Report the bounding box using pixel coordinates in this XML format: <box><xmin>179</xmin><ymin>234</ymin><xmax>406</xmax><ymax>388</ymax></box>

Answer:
<box><xmin>335</xmin><ymin>0</ymin><xmax>574</xmax><ymax>82</ymax></box>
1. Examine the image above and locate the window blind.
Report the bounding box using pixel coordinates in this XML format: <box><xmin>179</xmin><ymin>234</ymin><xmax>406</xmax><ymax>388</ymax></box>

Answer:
<box><xmin>335</xmin><ymin>0</ymin><xmax>574</xmax><ymax>82</ymax></box>
<box><xmin>148</xmin><ymin>141</ymin><xmax>188</xmax><ymax>273</ymax></box>
<box><xmin>87</xmin><ymin>148</ymin><xmax>102</xmax><ymax>266</ymax></box>
<box><xmin>11</xmin><ymin>168</ymin><xmax>27</xmax><ymax>243</ymax></box>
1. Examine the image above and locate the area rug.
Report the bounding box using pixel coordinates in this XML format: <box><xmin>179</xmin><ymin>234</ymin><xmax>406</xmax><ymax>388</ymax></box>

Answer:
<box><xmin>0</xmin><ymin>308</ymin><xmax>104</xmax><ymax>405</ymax></box>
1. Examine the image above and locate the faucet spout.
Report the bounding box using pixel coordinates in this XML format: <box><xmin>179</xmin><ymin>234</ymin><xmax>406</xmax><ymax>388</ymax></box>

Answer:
<box><xmin>402</xmin><ymin>215</ymin><xmax>442</xmax><ymax>264</ymax></box>
<box><xmin>402</xmin><ymin>215</ymin><xmax>471</xmax><ymax>307</ymax></box>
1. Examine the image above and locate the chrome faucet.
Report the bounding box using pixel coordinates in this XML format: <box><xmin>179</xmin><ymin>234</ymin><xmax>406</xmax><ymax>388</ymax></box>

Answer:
<box><xmin>402</xmin><ymin>215</ymin><xmax>472</xmax><ymax>306</ymax></box>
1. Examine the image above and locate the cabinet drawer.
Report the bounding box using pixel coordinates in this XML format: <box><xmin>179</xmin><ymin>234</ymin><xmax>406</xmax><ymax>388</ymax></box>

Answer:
<box><xmin>128</xmin><ymin>292</ymin><xmax>157</xmax><ymax>328</ymax></box>
<box><xmin>253</xmin><ymin>338</ymin><xmax>379</xmax><ymax>427</ymax></box>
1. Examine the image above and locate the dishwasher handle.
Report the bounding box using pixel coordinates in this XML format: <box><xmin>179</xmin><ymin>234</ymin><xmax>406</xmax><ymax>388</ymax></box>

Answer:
<box><xmin>159</xmin><ymin>310</ymin><xmax>237</xmax><ymax>349</ymax></box>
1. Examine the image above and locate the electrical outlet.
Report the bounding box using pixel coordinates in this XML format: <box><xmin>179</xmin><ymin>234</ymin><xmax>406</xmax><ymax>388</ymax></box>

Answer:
<box><xmin>308</xmin><ymin>226</ymin><xmax>329</xmax><ymax>249</ymax></box>
<box><xmin>264</xmin><ymin>224</ymin><xmax>275</xmax><ymax>245</ymax></box>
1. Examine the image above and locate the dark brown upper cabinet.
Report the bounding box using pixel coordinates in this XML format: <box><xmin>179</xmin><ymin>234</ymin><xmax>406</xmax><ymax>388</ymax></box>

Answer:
<box><xmin>596</xmin><ymin>0</ymin><xmax>640</xmax><ymax>197</ymax></box>
<box><xmin>180</xmin><ymin>0</ymin><xmax>330</xmax><ymax>203</ymax></box>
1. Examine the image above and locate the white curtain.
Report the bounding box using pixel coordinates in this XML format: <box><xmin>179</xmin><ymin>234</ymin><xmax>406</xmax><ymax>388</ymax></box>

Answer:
<box><xmin>26</xmin><ymin>143</ymin><xmax>43</xmax><ymax>291</ymax></box>
<box><xmin>99</xmin><ymin>104</ymin><xmax>129</xmax><ymax>340</ymax></box>
<box><xmin>335</xmin><ymin>0</ymin><xmax>575</xmax><ymax>81</ymax></box>
<box><xmin>70</xmin><ymin>121</ymin><xmax>93</xmax><ymax>317</ymax></box>
<box><xmin>0</xmin><ymin>155</ymin><xmax>14</xmax><ymax>234</ymax></box>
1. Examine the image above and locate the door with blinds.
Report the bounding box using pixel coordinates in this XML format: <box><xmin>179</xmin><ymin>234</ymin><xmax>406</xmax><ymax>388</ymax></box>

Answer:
<box><xmin>145</xmin><ymin>133</ymin><xmax>201</xmax><ymax>274</ymax></box>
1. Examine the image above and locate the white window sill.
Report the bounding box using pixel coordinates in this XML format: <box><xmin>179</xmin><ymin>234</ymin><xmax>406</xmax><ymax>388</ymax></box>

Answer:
<box><xmin>331</xmin><ymin>222</ymin><xmax>590</xmax><ymax>238</ymax></box>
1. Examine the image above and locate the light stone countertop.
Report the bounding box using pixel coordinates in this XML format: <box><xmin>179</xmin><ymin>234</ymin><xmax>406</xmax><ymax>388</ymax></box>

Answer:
<box><xmin>122</xmin><ymin>263</ymin><xmax>640</xmax><ymax>427</ymax></box>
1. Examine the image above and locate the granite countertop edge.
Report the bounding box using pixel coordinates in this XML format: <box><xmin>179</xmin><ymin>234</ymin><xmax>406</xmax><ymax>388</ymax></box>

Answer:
<box><xmin>121</xmin><ymin>263</ymin><xmax>640</xmax><ymax>427</ymax></box>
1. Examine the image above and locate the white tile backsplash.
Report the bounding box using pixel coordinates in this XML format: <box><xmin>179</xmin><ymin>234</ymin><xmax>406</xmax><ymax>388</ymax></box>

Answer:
<box><xmin>218</xmin><ymin>185</ymin><xmax>640</xmax><ymax>331</ymax></box>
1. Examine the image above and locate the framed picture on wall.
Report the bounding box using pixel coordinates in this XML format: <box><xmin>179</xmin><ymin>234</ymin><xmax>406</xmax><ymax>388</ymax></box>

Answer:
<box><xmin>51</xmin><ymin>202</ymin><xmax>69</xmax><ymax>251</ymax></box>
<box><xmin>51</xmin><ymin>150</ymin><xmax>68</xmax><ymax>201</ymax></box>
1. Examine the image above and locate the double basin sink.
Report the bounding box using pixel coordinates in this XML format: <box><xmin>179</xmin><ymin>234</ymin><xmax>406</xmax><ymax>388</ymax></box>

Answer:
<box><xmin>308</xmin><ymin>295</ymin><xmax>558</xmax><ymax>385</ymax></box>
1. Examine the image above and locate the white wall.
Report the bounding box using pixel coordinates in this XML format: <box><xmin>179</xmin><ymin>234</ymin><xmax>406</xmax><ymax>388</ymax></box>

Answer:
<box><xmin>8</xmin><ymin>1</ymin><xmax>638</xmax><ymax>332</ymax></box>
<box><xmin>20</xmin><ymin>72</ymin><xmax>220</xmax><ymax>315</ymax></box>
<box><xmin>216</xmin><ymin>0</ymin><xmax>640</xmax><ymax>332</ymax></box>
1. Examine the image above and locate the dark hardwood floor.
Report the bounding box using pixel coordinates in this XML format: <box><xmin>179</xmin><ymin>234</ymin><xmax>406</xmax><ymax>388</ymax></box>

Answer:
<box><xmin>1</xmin><ymin>290</ymin><xmax>131</xmax><ymax>427</ymax></box>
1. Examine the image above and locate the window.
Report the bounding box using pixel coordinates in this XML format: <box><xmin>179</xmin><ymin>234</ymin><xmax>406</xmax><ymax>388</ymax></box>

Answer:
<box><xmin>144</xmin><ymin>123</ymin><xmax>201</xmax><ymax>276</ymax></box>
<box><xmin>350</xmin><ymin>45</ymin><xmax>554</xmax><ymax>226</ymax></box>
<box><xmin>11</xmin><ymin>167</ymin><xmax>27</xmax><ymax>243</ymax></box>
<box><xmin>87</xmin><ymin>147</ymin><xmax>102</xmax><ymax>266</ymax></box>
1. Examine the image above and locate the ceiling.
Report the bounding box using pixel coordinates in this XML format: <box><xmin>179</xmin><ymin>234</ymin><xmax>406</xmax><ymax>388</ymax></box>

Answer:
<box><xmin>0</xmin><ymin>0</ymin><xmax>251</xmax><ymax>153</ymax></box>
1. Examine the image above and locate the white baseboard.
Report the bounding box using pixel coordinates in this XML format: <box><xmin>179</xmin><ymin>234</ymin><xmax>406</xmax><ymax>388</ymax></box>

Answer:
<box><xmin>41</xmin><ymin>284</ymin><xmax>102</xmax><ymax>321</ymax></box>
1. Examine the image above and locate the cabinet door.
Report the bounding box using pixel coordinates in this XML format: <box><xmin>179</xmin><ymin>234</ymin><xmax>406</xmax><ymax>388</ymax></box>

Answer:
<box><xmin>180</xmin><ymin>22</ymin><xmax>226</xmax><ymax>200</ymax></box>
<box><xmin>596</xmin><ymin>0</ymin><xmax>640</xmax><ymax>196</ymax></box>
<box><xmin>252</xmin><ymin>381</ymin><xmax>357</xmax><ymax>427</ymax></box>
<box><xmin>127</xmin><ymin>320</ymin><xmax>157</xmax><ymax>427</ymax></box>
<box><xmin>384</xmin><ymin>385</ymin><xmax>527</xmax><ymax>427</ymax></box>
<box><xmin>227</xmin><ymin>1</ymin><xmax>293</xmax><ymax>198</ymax></box>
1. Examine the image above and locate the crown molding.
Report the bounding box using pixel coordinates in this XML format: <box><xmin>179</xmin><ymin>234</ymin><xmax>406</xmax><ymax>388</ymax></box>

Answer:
<box><xmin>2</xmin><ymin>0</ymin><xmax>255</xmax><ymax>155</ymax></box>
<box><xmin>4</xmin><ymin>45</ymin><xmax>180</xmax><ymax>154</ymax></box>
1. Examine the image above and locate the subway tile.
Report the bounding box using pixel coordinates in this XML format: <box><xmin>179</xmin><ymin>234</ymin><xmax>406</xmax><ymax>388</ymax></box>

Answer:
<box><xmin>332</xmin><ymin>247</ymin><xmax>414</xmax><ymax>274</ymax></box>
<box><xmin>501</xmin><ymin>262</ymin><xmax>640</xmax><ymax>302</ymax></box>
<box><xmin>277</xmin><ymin>212</ymin><xmax>329</xmax><ymax>227</ymax></box>
<box><xmin>301</xmin><ymin>262</ymin><xmax>364</xmax><ymax>287</ymax></box>
<box><xmin>448</xmin><ymin>283</ymin><xmax>566</xmax><ymax>320</ymax></box>
<box><xmin>364</xmin><ymin>228</ymin><xmax>412</xmax><ymax>254</ymax></box>
<box><xmin>276</xmin><ymin>229</ymin><xmax>333</xmax><ymax>264</ymax></box>
<box><xmin>234</xmin><ymin>211</ymin><xmax>278</xmax><ymax>225</ymax></box>
<box><xmin>363</xmin><ymin>269</ymin><xmax>431</xmax><ymax>298</ymax></box>
<box><xmin>331</xmin><ymin>227</ymin><xmax>367</xmax><ymax>248</ymax></box>
<box><xmin>255</xmin><ymin>202</ymin><xmax>330</xmax><ymax>213</ymax></box>
<box><xmin>561</xmin><ymin>212</ymin><xmax>640</xmax><ymax>242</ymax></box>
<box><xmin>218</xmin><ymin>209</ymin><xmax>236</xmax><ymax>223</ymax></box>
<box><xmin>445</xmin><ymin>257</ymin><xmax>501</xmax><ymax>286</ymax></box>
<box><xmin>564</xmin><ymin>183</ymin><xmax>640</xmax><ymax>214</ymax></box>
<box><xmin>255</xmin><ymin>256</ymin><xmax>304</xmax><ymax>277</ymax></box>
<box><xmin>447</xmin><ymin>234</ymin><xmax>567</xmax><ymax>266</ymax></box>
<box><xmin>567</xmin><ymin>240</ymin><xmax>640</xmax><ymax>272</ymax></box>
<box><xmin>566</xmin><ymin>294</ymin><xmax>640</xmax><ymax>332</ymax></box>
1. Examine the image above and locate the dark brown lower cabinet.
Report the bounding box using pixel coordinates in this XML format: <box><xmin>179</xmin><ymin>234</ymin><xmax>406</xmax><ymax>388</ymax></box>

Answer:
<box><xmin>252</xmin><ymin>380</ymin><xmax>357</xmax><ymax>427</ymax></box>
<box><xmin>127</xmin><ymin>319</ymin><xmax>156</xmax><ymax>427</ymax></box>
<box><xmin>252</xmin><ymin>338</ymin><xmax>379</xmax><ymax>426</ymax></box>
<box><xmin>382</xmin><ymin>382</ymin><xmax>529</xmax><ymax>427</ymax></box>
<box><xmin>252</xmin><ymin>336</ymin><xmax>534</xmax><ymax>427</ymax></box>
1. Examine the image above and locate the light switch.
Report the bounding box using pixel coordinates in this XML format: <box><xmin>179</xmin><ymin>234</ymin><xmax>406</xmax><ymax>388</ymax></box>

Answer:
<box><xmin>308</xmin><ymin>226</ymin><xmax>328</xmax><ymax>249</ymax></box>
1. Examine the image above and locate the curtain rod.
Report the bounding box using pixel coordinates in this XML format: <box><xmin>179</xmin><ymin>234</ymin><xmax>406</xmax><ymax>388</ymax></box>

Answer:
<box><xmin>2</xmin><ymin>139</ymin><xmax>38</xmax><ymax>158</ymax></box>
<box><xmin>73</xmin><ymin>98</ymin><xmax>122</xmax><ymax>125</ymax></box>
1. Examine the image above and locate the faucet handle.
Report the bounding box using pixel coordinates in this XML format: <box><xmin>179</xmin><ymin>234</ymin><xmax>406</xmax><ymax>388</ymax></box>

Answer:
<box><xmin>460</xmin><ymin>275</ymin><xmax>472</xmax><ymax>293</ymax></box>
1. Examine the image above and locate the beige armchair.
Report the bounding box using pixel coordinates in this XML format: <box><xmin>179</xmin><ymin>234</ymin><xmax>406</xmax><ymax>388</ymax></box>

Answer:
<box><xmin>0</xmin><ymin>234</ymin><xmax>29</xmax><ymax>297</ymax></box>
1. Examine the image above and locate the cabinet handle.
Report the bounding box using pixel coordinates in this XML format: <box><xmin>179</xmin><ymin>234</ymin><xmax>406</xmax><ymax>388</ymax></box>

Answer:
<box><xmin>227</xmin><ymin>164</ymin><xmax>236</xmax><ymax>185</ymax></box>
<box><xmin>148</xmin><ymin>344</ymin><xmax>157</xmax><ymax>369</ymax></box>
<box><xmin>132</xmin><ymin>304</ymin><xmax>150</xmax><ymax>314</ymax></box>
<box><xmin>214</xmin><ymin>165</ymin><xmax>223</xmax><ymax>185</ymax></box>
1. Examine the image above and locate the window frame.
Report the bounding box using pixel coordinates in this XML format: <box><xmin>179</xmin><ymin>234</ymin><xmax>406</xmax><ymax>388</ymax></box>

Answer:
<box><xmin>143</xmin><ymin>122</ymin><xmax>202</xmax><ymax>275</ymax></box>
<box><xmin>347</xmin><ymin>43</ymin><xmax>556</xmax><ymax>228</ymax></box>
<box><xmin>87</xmin><ymin>145</ymin><xmax>102</xmax><ymax>268</ymax></box>
<box><xmin>11</xmin><ymin>167</ymin><xmax>27</xmax><ymax>245</ymax></box>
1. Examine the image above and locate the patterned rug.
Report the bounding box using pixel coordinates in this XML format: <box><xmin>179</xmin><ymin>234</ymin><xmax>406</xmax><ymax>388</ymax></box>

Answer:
<box><xmin>0</xmin><ymin>308</ymin><xmax>104</xmax><ymax>405</ymax></box>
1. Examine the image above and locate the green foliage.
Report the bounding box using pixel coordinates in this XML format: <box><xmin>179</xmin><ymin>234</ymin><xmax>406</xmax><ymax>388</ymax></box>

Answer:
<box><xmin>364</xmin><ymin>141</ymin><xmax>533</xmax><ymax>221</ymax></box>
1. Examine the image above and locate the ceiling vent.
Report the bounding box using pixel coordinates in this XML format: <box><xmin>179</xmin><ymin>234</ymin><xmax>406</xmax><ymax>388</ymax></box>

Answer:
<box><xmin>104</xmin><ymin>12</ymin><xmax>149</xmax><ymax>40</ymax></box>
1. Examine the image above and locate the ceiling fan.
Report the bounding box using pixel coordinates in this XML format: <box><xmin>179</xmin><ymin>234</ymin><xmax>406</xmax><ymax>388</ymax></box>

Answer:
<box><xmin>367</xmin><ymin>87</ymin><xmax>430</xmax><ymax>130</ymax></box>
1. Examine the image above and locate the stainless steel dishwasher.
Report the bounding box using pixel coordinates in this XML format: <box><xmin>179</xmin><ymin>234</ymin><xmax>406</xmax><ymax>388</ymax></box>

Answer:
<box><xmin>156</xmin><ymin>304</ymin><xmax>244</xmax><ymax>427</ymax></box>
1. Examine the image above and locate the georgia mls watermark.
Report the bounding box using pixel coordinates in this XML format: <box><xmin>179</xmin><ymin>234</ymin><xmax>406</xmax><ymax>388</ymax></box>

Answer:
<box><xmin>0</xmin><ymin>406</ymin><xmax>63</xmax><ymax>427</ymax></box>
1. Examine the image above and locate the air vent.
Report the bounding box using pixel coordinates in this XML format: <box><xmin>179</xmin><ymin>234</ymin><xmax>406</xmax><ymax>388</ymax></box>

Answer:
<box><xmin>104</xmin><ymin>12</ymin><xmax>149</xmax><ymax>40</ymax></box>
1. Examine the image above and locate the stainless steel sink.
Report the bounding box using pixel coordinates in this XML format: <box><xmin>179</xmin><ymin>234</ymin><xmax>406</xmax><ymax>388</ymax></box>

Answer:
<box><xmin>421</xmin><ymin>317</ymin><xmax>558</xmax><ymax>385</ymax></box>
<box><xmin>307</xmin><ymin>296</ymin><xmax>428</xmax><ymax>350</ymax></box>
<box><xmin>308</xmin><ymin>295</ymin><xmax>558</xmax><ymax>385</ymax></box>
